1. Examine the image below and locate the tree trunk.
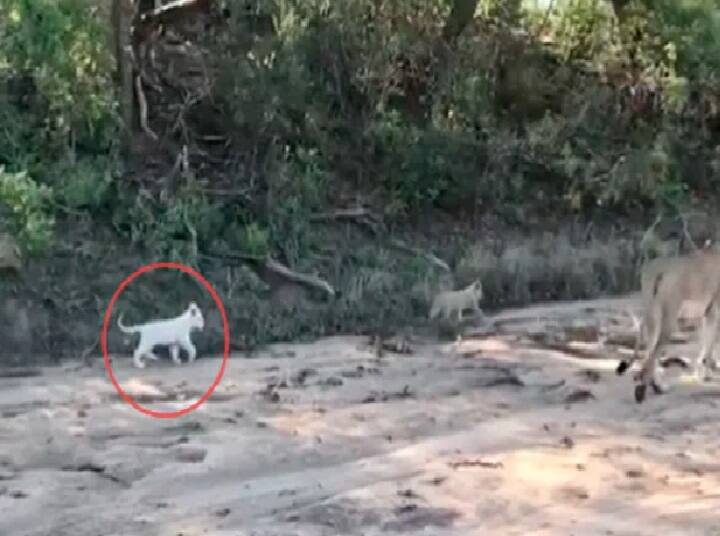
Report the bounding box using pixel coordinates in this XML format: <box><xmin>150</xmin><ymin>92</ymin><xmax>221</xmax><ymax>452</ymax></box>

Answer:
<box><xmin>111</xmin><ymin>0</ymin><xmax>135</xmax><ymax>155</ymax></box>
<box><xmin>442</xmin><ymin>0</ymin><xmax>479</xmax><ymax>43</ymax></box>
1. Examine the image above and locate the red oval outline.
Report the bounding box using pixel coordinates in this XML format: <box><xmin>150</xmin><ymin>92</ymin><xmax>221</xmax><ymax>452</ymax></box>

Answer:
<box><xmin>100</xmin><ymin>261</ymin><xmax>230</xmax><ymax>419</ymax></box>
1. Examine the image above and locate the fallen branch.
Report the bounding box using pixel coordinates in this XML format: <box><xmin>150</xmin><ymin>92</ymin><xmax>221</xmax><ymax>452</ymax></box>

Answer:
<box><xmin>389</xmin><ymin>239</ymin><xmax>451</xmax><ymax>272</ymax></box>
<box><xmin>201</xmin><ymin>251</ymin><xmax>264</xmax><ymax>265</ymax></box>
<box><xmin>0</xmin><ymin>367</ymin><xmax>43</xmax><ymax>379</ymax></box>
<box><xmin>202</xmin><ymin>252</ymin><xmax>336</xmax><ymax>297</ymax></box>
<box><xmin>309</xmin><ymin>206</ymin><xmax>382</xmax><ymax>234</ymax></box>
<box><xmin>265</xmin><ymin>258</ymin><xmax>335</xmax><ymax>298</ymax></box>
<box><xmin>139</xmin><ymin>0</ymin><xmax>211</xmax><ymax>25</ymax></box>
<box><xmin>310</xmin><ymin>206</ymin><xmax>377</xmax><ymax>222</ymax></box>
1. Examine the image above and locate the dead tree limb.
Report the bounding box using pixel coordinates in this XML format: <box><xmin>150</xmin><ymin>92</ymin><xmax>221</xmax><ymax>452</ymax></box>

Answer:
<box><xmin>202</xmin><ymin>252</ymin><xmax>336</xmax><ymax>297</ymax></box>
<box><xmin>389</xmin><ymin>239</ymin><xmax>451</xmax><ymax>272</ymax></box>
<box><xmin>0</xmin><ymin>367</ymin><xmax>43</xmax><ymax>378</ymax></box>
<box><xmin>264</xmin><ymin>258</ymin><xmax>335</xmax><ymax>297</ymax></box>
<box><xmin>309</xmin><ymin>207</ymin><xmax>383</xmax><ymax>234</ymax></box>
<box><xmin>138</xmin><ymin>0</ymin><xmax>212</xmax><ymax>25</ymax></box>
<box><xmin>310</xmin><ymin>207</ymin><xmax>377</xmax><ymax>222</ymax></box>
<box><xmin>309</xmin><ymin>207</ymin><xmax>450</xmax><ymax>272</ymax></box>
<box><xmin>134</xmin><ymin>74</ymin><xmax>158</xmax><ymax>140</ymax></box>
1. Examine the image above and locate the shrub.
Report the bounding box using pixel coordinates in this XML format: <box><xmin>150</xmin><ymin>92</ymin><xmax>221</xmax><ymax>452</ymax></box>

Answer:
<box><xmin>0</xmin><ymin>166</ymin><xmax>55</xmax><ymax>254</ymax></box>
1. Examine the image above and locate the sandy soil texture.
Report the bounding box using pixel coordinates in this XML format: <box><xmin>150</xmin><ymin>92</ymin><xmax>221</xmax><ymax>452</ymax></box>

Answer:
<box><xmin>2</xmin><ymin>296</ymin><xmax>720</xmax><ymax>536</ymax></box>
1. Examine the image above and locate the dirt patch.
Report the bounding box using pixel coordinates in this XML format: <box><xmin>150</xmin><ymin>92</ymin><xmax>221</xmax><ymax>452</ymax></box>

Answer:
<box><xmin>2</xmin><ymin>296</ymin><xmax>720</xmax><ymax>535</ymax></box>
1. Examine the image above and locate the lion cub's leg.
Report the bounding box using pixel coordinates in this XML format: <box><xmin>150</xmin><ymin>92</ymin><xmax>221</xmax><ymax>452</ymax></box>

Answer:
<box><xmin>180</xmin><ymin>334</ymin><xmax>197</xmax><ymax>362</ymax></box>
<box><xmin>471</xmin><ymin>298</ymin><xmax>484</xmax><ymax>321</ymax></box>
<box><xmin>133</xmin><ymin>347</ymin><xmax>157</xmax><ymax>368</ymax></box>
<box><xmin>133</xmin><ymin>348</ymin><xmax>146</xmax><ymax>369</ymax></box>
<box><xmin>132</xmin><ymin>338</ymin><xmax>160</xmax><ymax>369</ymax></box>
<box><xmin>169</xmin><ymin>344</ymin><xmax>182</xmax><ymax>365</ymax></box>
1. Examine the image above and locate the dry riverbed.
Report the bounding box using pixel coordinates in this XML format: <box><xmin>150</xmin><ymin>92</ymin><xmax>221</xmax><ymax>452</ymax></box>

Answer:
<box><xmin>2</xmin><ymin>296</ymin><xmax>720</xmax><ymax>536</ymax></box>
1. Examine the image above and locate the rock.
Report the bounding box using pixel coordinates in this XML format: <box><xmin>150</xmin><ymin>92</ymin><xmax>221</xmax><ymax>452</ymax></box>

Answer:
<box><xmin>174</xmin><ymin>446</ymin><xmax>207</xmax><ymax>463</ymax></box>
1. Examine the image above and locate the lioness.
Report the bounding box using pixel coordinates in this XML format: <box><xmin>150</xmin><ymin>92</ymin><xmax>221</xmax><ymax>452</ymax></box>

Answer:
<box><xmin>617</xmin><ymin>255</ymin><xmax>688</xmax><ymax>376</ymax></box>
<box><xmin>618</xmin><ymin>252</ymin><xmax>720</xmax><ymax>403</ymax></box>
<box><xmin>429</xmin><ymin>280</ymin><xmax>484</xmax><ymax>321</ymax></box>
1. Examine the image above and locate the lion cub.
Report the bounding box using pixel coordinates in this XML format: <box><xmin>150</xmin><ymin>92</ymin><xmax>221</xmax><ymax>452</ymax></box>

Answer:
<box><xmin>620</xmin><ymin>252</ymin><xmax>720</xmax><ymax>403</ymax></box>
<box><xmin>118</xmin><ymin>301</ymin><xmax>205</xmax><ymax>368</ymax></box>
<box><xmin>429</xmin><ymin>280</ymin><xmax>484</xmax><ymax>321</ymax></box>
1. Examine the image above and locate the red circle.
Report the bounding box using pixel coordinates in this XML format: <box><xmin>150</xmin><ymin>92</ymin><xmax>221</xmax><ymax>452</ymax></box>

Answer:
<box><xmin>100</xmin><ymin>262</ymin><xmax>230</xmax><ymax>419</ymax></box>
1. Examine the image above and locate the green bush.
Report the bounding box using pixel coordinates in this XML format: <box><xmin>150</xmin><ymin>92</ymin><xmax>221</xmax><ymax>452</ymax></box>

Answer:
<box><xmin>0</xmin><ymin>0</ymin><xmax>118</xmax><ymax>156</ymax></box>
<box><xmin>0</xmin><ymin>166</ymin><xmax>55</xmax><ymax>254</ymax></box>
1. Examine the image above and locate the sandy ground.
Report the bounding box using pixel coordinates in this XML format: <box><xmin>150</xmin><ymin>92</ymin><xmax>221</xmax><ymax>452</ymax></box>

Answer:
<box><xmin>2</xmin><ymin>295</ymin><xmax>720</xmax><ymax>536</ymax></box>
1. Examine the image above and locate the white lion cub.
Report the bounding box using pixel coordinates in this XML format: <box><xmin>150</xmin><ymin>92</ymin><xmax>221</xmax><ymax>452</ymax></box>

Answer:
<box><xmin>118</xmin><ymin>301</ymin><xmax>205</xmax><ymax>368</ymax></box>
<box><xmin>429</xmin><ymin>280</ymin><xmax>484</xmax><ymax>321</ymax></box>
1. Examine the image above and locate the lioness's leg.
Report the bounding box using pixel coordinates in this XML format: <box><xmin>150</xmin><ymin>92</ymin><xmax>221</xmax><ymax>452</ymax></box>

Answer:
<box><xmin>695</xmin><ymin>301</ymin><xmax>720</xmax><ymax>381</ymax></box>
<box><xmin>636</xmin><ymin>299</ymin><xmax>677</xmax><ymax>402</ymax></box>
<box><xmin>618</xmin><ymin>312</ymin><xmax>651</xmax><ymax>375</ymax></box>
<box><xmin>710</xmin><ymin>343</ymin><xmax>720</xmax><ymax>372</ymax></box>
<box><xmin>635</xmin><ymin>315</ymin><xmax>661</xmax><ymax>401</ymax></box>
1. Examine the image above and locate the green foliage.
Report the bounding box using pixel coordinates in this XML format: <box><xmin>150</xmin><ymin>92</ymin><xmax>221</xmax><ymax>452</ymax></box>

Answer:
<box><xmin>0</xmin><ymin>166</ymin><xmax>55</xmax><ymax>254</ymax></box>
<box><xmin>48</xmin><ymin>155</ymin><xmax>116</xmax><ymax>211</ymax></box>
<box><xmin>111</xmin><ymin>181</ymin><xmax>225</xmax><ymax>266</ymax></box>
<box><xmin>650</xmin><ymin>0</ymin><xmax>720</xmax><ymax>77</ymax></box>
<box><xmin>265</xmin><ymin>146</ymin><xmax>329</xmax><ymax>265</ymax></box>
<box><xmin>240</xmin><ymin>223</ymin><xmax>270</xmax><ymax>257</ymax></box>
<box><xmin>0</xmin><ymin>0</ymin><xmax>119</xmax><ymax>258</ymax></box>
<box><xmin>0</xmin><ymin>0</ymin><xmax>118</xmax><ymax>155</ymax></box>
<box><xmin>368</xmin><ymin>111</ymin><xmax>488</xmax><ymax>214</ymax></box>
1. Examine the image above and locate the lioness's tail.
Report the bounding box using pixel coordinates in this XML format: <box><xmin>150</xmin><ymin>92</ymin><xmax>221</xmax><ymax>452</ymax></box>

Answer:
<box><xmin>117</xmin><ymin>312</ymin><xmax>139</xmax><ymax>334</ymax></box>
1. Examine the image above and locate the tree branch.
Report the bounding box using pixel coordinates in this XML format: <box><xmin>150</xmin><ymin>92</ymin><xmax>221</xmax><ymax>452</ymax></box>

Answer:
<box><xmin>389</xmin><ymin>239</ymin><xmax>451</xmax><ymax>272</ymax></box>
<box><xmin>202</xmin><ymin>252</ymin><xmax>336</xmax><ymax>297</ymax></box>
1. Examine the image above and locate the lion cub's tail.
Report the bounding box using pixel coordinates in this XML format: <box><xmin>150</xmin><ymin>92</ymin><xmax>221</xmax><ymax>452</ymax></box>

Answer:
<box><xmin>117</xmin><ymin>312</ymin><xmax>139</xmax><ymax>334</ymax></box>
